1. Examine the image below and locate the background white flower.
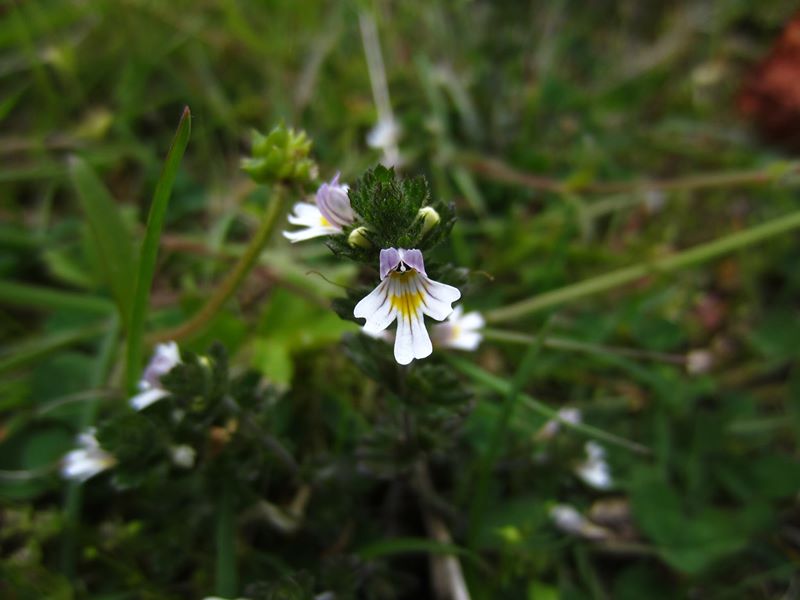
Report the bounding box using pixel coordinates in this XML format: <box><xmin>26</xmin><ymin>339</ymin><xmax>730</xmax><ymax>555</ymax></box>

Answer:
<box><xmin>575</xmin><ymin>441</ymin><xmax>613</xmax><ymax>490</ymax></box>
<box><xmin>431</xmin><ymin>305</ymin><xmax>484</xmax><ymax>351</ymax></box>
<box><xmin>130</xmin><ymin>341</ymin><xmax>181</xmax><ymax>411</ymax></box>
<box><xmin>60</xmin><ymin>429</ymin><xmax>116</xmax><ymax>483</ymax></box>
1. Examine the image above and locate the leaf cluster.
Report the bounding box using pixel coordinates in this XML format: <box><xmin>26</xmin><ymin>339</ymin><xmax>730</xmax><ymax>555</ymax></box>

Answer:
<box><xmin>326</xmin><ymin>166</ymin><xmax>456</xmax><ymax>265</ymax></box>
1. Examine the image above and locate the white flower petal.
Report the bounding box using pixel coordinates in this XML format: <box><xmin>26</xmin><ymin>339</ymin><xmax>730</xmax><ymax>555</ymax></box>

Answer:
<box><xmin>61</xmin><ymin>448</ymin><xmax>115</xmax><ymax>482</ymax></box>
<box><xmin>394</xmin><ymin>310</ymin><xmax>432</xmax><ymax>365</ymax></box>
<box><xmin>446</xmin><ymin>330</ymin><xmax>482</xmax><ymax>351</ymax></box>
<box><xmin>458</xmin><ymin>311</ymin><xmax>485</xmax><ymax>331</ymax></box>
<box><xmin>284</xmin><ymin>202</ymin><xmax>341</xmax><ymax>242</ymax></box>
<box><xmin>282</xmin><ymin>225</ymin><xmax>340</xmax><ymax>243</ymax></box>
<box><xmin>288</xmin><ymin>201</ymin><xmax>323</xmax><ymax>224</ymax></box>
<box><xmin>140</xmin><ymin>341</ymin><xmax>181</xmax><ymax>389</ymax></box>
<box><xmin>418</xmin><ymin>275</ymin><xmax>461</xmax><ymax>321</ymax></box>
<box><xmin>354</xmin><ymin>278</ymin><xmax>397</xmax><ymax>333</ymax></box>
<box><xmin>575</xmin><ymin>442</ymin><xmax>613</xmax><ymax>490</ymax></box>
<box><xmin>130</xmin><ymin>387</ymin><xmax>169</xmax><ymax>411</ymax></box>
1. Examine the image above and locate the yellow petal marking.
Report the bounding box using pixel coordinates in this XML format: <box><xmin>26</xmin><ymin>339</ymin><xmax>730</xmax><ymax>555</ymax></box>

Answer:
<box><xmin>390</xmin><ymin>271</ymin><xmax>424</xmax><ymax>319</ymax></box>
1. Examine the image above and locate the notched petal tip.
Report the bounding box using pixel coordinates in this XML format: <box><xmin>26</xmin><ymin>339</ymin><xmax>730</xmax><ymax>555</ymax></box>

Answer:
<box><xmin>379</xmin><ymin>248</ymin><xmax>402</xmax><ymax>279</ymax></box>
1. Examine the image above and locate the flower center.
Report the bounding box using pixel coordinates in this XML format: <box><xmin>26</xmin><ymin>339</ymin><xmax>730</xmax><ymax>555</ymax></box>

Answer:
<box><xmin>389</xmin><ymin>271</ymin><xmax>424</xmax><ymax>318</ymax></box>
<box><xmin>319</xmin><ymin>215</ymin><xmax>331</xmax><ymax>226</ymax></box>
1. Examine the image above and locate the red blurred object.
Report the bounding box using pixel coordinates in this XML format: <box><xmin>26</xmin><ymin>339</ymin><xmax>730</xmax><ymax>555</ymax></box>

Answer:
<box><xmin>739</xmin><ymin>13</ymin><xmax>800</xmax><ymax>148</ymax></box>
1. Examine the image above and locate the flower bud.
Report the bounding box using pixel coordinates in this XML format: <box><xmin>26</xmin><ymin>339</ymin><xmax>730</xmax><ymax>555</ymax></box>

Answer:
<box><xmin>241</xmin><ymin>123</ymin><xmax>318</xmax><ymax>185</ymax></box>
<box><xmin>347</xmin><ymin>226</ymin><xmax>372</xmax><ymax>249</ymax></box>
<box><xmin>417</xmin><ymin>206</ymin><xmax>440</xmax><ymax>236</ymax></box>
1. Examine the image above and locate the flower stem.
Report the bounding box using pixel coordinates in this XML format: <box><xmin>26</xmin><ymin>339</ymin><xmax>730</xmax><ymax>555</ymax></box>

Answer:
<box><xmin>148</xmin><ymin>185</ymin><xmax>286</xmax><ymax>343</ymax></box>
<box><xmin>485</xmin><ymin>209</ymin><xmax>800</xmax><ymax>324</ymax></box>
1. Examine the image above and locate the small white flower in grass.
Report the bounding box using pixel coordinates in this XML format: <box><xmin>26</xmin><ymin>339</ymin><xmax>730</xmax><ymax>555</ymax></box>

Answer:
<box><xmin>130</xmin><ymin>341</ymin><xmax>181</xmax><ymax>411</ymax></box>
<box><xmin>170</xmin><ymin>444</ymin><xmax>196</xmax><ymax>469</ymax></box>
<box><xmin>354</xmin><ymin>248</ymin><xmax>461</xmax><ymax>365</ymax></box>
<box><xmin>549</xmin><ymin>504</ymin><xmax>612</xmax><ymax>540</ymax></box>
<box><xmin>575</xmin><ymin>441</ymin><xmax>613</xmax><ymax>490</ymax></box>
<box><xmin>60</xmin><ymin>428</ymin><xmax>116</xmax><ymax>483</ymax></box>
<box><xmin>686</xmin><ymin>349</ymin><xmax>713</xmax><ymax>375</ymax></box>
<box><xmin>431</xmin><ymin>305</ymin><xmax>485</xmax><ymax>351</ymax></box>
<box><xmin>536</xmin><ymin>407</ymin><xmax>582</xmax><ymax>441</ymax></box>
<box><xmin>283</xmin><ymin>173</ymin><xmax>354</xmax><ymax>242</ymax></box>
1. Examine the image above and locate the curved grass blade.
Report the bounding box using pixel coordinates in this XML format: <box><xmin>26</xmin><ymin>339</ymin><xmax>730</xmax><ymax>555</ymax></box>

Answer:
<box><xmin>125</xmin><ymin>107</ymin><xmax>191</xmax><ymax>393</ymax></box>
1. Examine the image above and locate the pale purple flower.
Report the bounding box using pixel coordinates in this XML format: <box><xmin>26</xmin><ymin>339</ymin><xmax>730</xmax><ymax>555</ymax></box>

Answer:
<box><xmin>354</xmin><ymin>248</ymin><xmax>461</xmax><ymax>365</ymax></box>
<box><xmin>60</xmin><ymin>428</ymin><xmax>116</xmax><ymax>483</ymax></box>
<box><xmin>431</xmin><ymin>305</ymin><xmax>484</xmax><ymax>351</ymax></box>
<box><xmin>130</xmin><ymin>341</ymin><xmax>181</xmax><ymax>411</ymax></box>
<box><xmin>283</xmin><ymin>174</ymin><xmax>354</xmax><ymax>242</ymax></box>
<box><xmin>575</xmin><ymin>441</ymin><xmax>613</xmax><ymax>490</ymax></box>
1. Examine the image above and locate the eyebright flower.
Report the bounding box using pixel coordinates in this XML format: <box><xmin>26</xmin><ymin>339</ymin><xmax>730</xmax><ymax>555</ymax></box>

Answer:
<box><xmin>60</xmin><ymin>429</ymin><xmax>116</xmax><ymax>483</ymax></box>
<box><xmin>130</xmin><ymin>341</ymin><xmax>181</xmax><ymax>411</ymax></box>
<box><xmin>431</xmin><ymin>305</ymin><xmax>484</xmax><ymax>351</ymax></box>
<box><xmin>283</xmin><ymin>174</ymin><xmax>354</xmax><ymax>242</ymax></box>
<box><xmin>354</xmin><ymin>248</ymin><xmax>461</xmax><ymax>365</ymax></box>
<box><xmin>574</xmin><ymin>441</ymin><xmax>613</xmax><ymax>490</ymax></box>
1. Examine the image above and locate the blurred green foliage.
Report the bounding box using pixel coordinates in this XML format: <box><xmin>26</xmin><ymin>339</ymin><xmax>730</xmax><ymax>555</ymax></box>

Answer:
<box><xmin>2</xmin><ymin>0</ymin><xmax>800</xmax><ymax>599</ymax></box>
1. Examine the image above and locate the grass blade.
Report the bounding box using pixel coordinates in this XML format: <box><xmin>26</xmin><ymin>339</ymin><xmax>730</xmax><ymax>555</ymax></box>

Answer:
<box><xmin>125</xmin><ymin>107</ymin><xmax>191</xmax><ymax>393</ymax></box>
<box><xmin>446</xmin><ymin>354</ymin><xmax>651</xmax><ymax>456</ymax></box>
<box><xmin>0</xmin><ymin>281</ymin><xmax>114</xmax><ymax>314</ymax></box>
<box><xmin>69</xmin><ymin>156</ymin><xmax>137</xmax><ymax>327</ymax></box>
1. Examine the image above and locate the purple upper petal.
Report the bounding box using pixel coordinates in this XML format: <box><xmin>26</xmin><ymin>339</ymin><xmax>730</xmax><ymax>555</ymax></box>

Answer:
<box><xmin>315</xmin><ymin>173</ymin><xmax>354</xmax><ymax>228</ymax></box>
<box><xmin>398</xmin><ymin>249</ymin><xmax>426</xmax><ymax>276</ymax></box>
<box><xmin>379</xmin><ymin>248</ymin><xmax>401</xmax><ymax>280</ymax></box>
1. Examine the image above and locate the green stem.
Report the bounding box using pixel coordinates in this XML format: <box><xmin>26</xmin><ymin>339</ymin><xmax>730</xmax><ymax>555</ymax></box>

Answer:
<box><xmin>215</xmin><ymin>484</ymin><xmax>237</xmax><ymax>598</ymax></box>
<box><xmin>483</xmin><ymin>329</ymin><xmax>685</xmax><ymax>365</ymax></box>
<box><xmin>445</xmin><ymin>354</ymin><xmax>651</xmax><ymax>455</ymax></box>
<box><xmin>149</xmin><ymin>185</ymin><xmax>287</xmax><ymax>343</ymax></box>
<box><xmin>486</xmin><ymin>210</ymin><xmax>800</xmax><ymax>324</ymax></box>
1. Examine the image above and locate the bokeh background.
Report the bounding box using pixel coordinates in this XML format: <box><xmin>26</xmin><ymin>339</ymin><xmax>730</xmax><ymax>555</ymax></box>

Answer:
<box><xmin>2</xmin><ymin>1</ymin><xmax>800</xmax><ymax>598</ymax></box>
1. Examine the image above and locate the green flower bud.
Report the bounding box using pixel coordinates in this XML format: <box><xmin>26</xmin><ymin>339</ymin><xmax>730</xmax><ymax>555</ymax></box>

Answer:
<box><xmin>417</xmin><ymin>206</ymin><xmax>440</xmax><ymax>236</ymax></box>
<box><xmin>242</xmin><ymin>123</ymin><xmax>318</xmax><ymax>185</ymax></box>
<box><xmin>347</xmin><ymin>226</ymin><xmax>372</xmax><ymax>249</ymax></box>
